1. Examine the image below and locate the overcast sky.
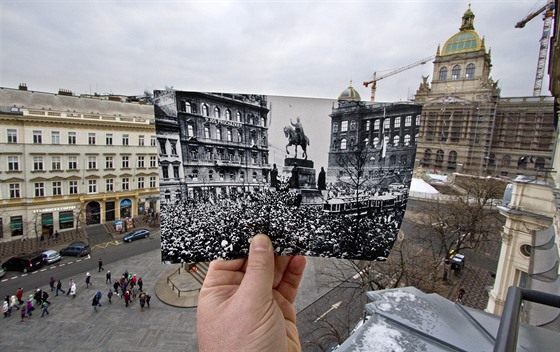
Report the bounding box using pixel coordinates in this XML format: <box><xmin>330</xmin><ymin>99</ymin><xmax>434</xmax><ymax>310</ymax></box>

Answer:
<box><xmin>0</xmin><ymin>0</ymin><xmax>554</xmax><ymax>101</ymax></box>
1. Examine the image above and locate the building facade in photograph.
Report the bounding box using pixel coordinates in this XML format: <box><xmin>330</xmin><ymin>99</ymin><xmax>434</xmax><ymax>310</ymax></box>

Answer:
<box><xmin>327</xmin><ymin>84</ymin><xmax>422</xmax><ymax>189</ymax></box>
<box><xmin>0</xmin><ymin>85</ymin><xmax>159</xmax><ymax>243</ymax></box>
<box><xmin>154</xmin><ymin>91</ymin><xmax>270</xmax><ymax>200</ymax></box>
<box><xmin>414</xmin><ymin>6</ymin><xmax>556</xmax><ymax>177</ymax></box>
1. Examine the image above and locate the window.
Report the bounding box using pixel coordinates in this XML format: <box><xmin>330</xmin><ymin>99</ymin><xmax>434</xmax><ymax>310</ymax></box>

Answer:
<box><xmin>341</xmin><ymin>139</ymin><xmax>347</xmax><ymax>150</ymax></box>
<box><xmin>33</xmin><ymin>156</ymin><xmax>44</xmax><ymax>171</ymax></box>
<box><xmin>208</xmin><ymin>170</ymin><xmax>214</xmax><ymax>180</ymax></box>
<box><xmin>365</xmin><ymin>121</ymin><xmax>370</xmax><ymax>131</ymax></box>
<box><xmin>137</xmin><ymin>177</ymin><xmax>145</xmax><ymax>189</ymax></box>
<box><xmin>139</xmin><ymin>135</ymin><xmax>145</xmax><ymax>146</ymax></box>
<box><xmin>374</xmin><ymin>120</ymin><xmax>380</xmax><ymax>130</ymax></box>
<box><xmin>52</xmin><ymin>181</ymin><xmax>62</xmax><ymax>196</ymax></box>
<box><xmin>240</xmin><ymin>171</ymin><xmax>245</xmax><ymax>182</ymax></box>
<box><xmin>350</xmin><ymin>121</ymin><xmax>357</xmax><ymax>131</ymax></box>
<box><xmin>138</xmin><ymin>156</ymin><xmax>145</xmax><ymax>168</ymax></box>
<box><xmin>341</xmin><ymin>121</ymin><xmax>348</xmax><ymax>132</ymax></box>
<box><xmin>51</xmin><ymin>131</ymin><xmax>60</xmax><ymax>144</ymax></box>
<box><xmin>214</xmin><ymin>107</ymin><xmax>220</xmax><ymax>118</ymax></box>
<box><xmin>69</xmin><ymin>180</ymin><xmax>78</xmax><ymax>194</ymax></box>
<box><xmin>68</xmin><ymin>132</ymin><xmax>76</xmax><ymax>145</ymax></box>
<box><xmin>216</xmin><ymin>128</ymin><xmax>222</xmax><ymax>140</ymax></box>
<box><xmin>404</xmin><ymin>134</ymin><xmax>411</xmax><ymax>146</ymax></box>
<box><xmin>226</xmin><ymin>110</ymin><xmax>231</xmax><ymax>120</ymax></box>
<box><xmin>187</xmin><ymin>124</ymin><xmax>194</xmax><ymax>137</ymax></box>
<box><xmin>202</xmin><ymin>104</ymin><xmax>209</xmax><ymax>117</ymax></box>
<box><xmin>227</xmin><ymin>129</ymin><xmax>232</xmax><ymax>142</ymax></box>
<box><xmin>159</xmin><ymin>139</ymin><xmax>167</xmax><ymax>155</ymax></box>
<box><xmin>9</xmin><ymin>184</ymin><xmax>20</xmax><ymax>198</ymax></box>
<box><xmin>436</xmin><ymin>149</ymin><xmax>445</xmax><ymax>164</ymax></box>
<box><xmin>105</xmin><ymin>156</ymin><xmax>114</xmax><ymax>169</ymax></box>
<box><xmin>150</xmin><ymin>156</ymin><xmax>157</xmax><ymax>168</ymax></box>
<box><xmin>51</xmin><ymin>156</ymin><xmax>61</xmax><ymax>170</ymax></box>
<box><xmin>88</xmin><ymin>156</ymin><xmax>97</xmax><ymax>170</ymax></box>
<box><xmin>439</xmin><ymin>66</ymin><xmax>448</xmax><ymax>81</ymax></box>
<box><xmin>252</xmin><ymin>172</ymin><xmax>257</xmax><ymax>181</ymax></box>
<box><xmin>237</xmin><ymin>130</ymin><xmax>243</xmax><ymax>142</ymax></box>
<box><xmin>149</xmin><ymin>176</ymin><xmax>157</xmax><ymax>188</ymax></box>
<box><xmin>170</xmin><ymin>141</ymin><xmax>177</xmax><ymax>155</ymax></box>
<box><xmin>122</xmin><ymin>178</ymin><xmax>129</xmax><ymax>191</ymax></box>
<box><xmin>173</xmin><ymin>165</ymin><xmax>180</xmax><ymax>179</ymax></box>
<box><xmin>106</xmin><ymin>133</ymin><xmax>113</xmax><ymax>145</ymax></box>
<box><xmin>122</xmin><ymin>156</ymin><xmax>129</xmax><ymax>168</ymax></box>
<box><xmin>416</xmin><ymin>115</ymin><xmax>421</xmax><ymax>125</ymax></box>
<box><xmin>106</xmin><ymin>179</ymin><xmax>114</xmax><ymax>192</ymax></box>
<box><xmin>384</xmin><ymin>119</ymin><xmax>391</xmax><ymax>130</ymax></box>
<box><xmin>8</xmin><ymin>156</ymin><xmax>19</xmax><ymax>171</ymax></box>
<box><xmin>204</xmin><ymin>126</ymin><xmax>210</xmax><ymax>139</ymax></box>
<box><xmin>394</xmin><ymin>117</ymin><xmax>401</xmax><ymax>128</ymax></box>
<box><xmin>33</xmin><ymin>130</ymin><xmax>43</xmax><ymax>144</ymax></box>
<box><xmin>332</xmin><ymin>123</ymin><xmax>338</xmax><ymax>133</ymax></box>
<box><xmin>151</xmin><ymin>135</ymin><xmax>156</xmax><ymax>146</ymax></box>
<box><xmin>122</xmin><ymin>134</ymin><xmax>129</xmax><ymax>146</ymax></box>
<box><xmin>465</xmin><ymin>63</ymin><xmax>475</xmax><ymax>79</ymax></box>
<box><xmin>162</xmin><ymin>165</ymin><xmax>169</xmax><ymax>179</ymax></box>
<box><xmin>183</xmin><ymin>101</ymin><xmax>191</xmax><ymax>113</ymax></box>
<box><xmin>405</xmin><ymin>115</ymin><xmax>412</xmax><ymax>126</ymax></box>
<box><xmin>68</xmin><ymin>156</ymin><xmax>77</xmax><ymax>170</ymax></box>
<box><xmin>88</xmin><ymin>180</ymin><xmax>97</xmax><ymax>193</ymax></box>
<box><xmin>393</xmin><ymin>135</ymin><xmax>400</xmax><ymax>146</ymax></box>
<box><xmin>88</xmin><ymin>133</ymin><xmax>96</xmax><ymax>145</ymax></box>
<box><xmin>373</xmin><ymin>137</ymin><xmax>380</xmax><ymax>148</ymax></box>
<box><xmin>236</xmin><ymin>111</ymin><xmax>241</xmax><ymax>122</ymax></box>
<box><xmin>34</xmin><ymin>182</ymin><xmax>45</xmax><ymax>197</ymax></box>
<box><xmin>7</xmin><ymin>129</ymin><xmax>17</xmax><ymax>143</ymax></box>
<box><xmin>451</xmin><ymin>65</ymin><xmax>461</xmax><ymax>80</ymax></box>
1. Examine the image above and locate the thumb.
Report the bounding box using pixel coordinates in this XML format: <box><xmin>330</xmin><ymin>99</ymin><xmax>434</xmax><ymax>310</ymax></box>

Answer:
<box><xmin>239</xmin><ymin>234</ymin><xmax>274</xmax><ymax>298</ymax></box>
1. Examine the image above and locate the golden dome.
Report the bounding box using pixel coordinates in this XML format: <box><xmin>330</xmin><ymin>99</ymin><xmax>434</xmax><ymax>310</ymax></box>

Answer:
<box><xmin>338</xmin><ymin>82</ymin><xmax>361</xmax><ymax>101</ymax></box>
<box><xmin>441</xmin><ymin>6</ymin><xmax>483</xmax><ymax>56</ymax></box>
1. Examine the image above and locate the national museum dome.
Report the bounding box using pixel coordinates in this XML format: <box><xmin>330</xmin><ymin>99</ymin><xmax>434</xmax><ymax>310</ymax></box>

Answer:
<box><xmin>338</xmin><ymin>82</ymin><xmax>361</xmax><ymax>101</ymax></box>
<box><xmin>441</xmin><ymin>6</ymin><xmax>484</xmax><ymax>56</ymax></box>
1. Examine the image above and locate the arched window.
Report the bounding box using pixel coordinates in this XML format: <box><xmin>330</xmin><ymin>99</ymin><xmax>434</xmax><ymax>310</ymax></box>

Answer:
<box><xmin>518</xmin><ymin>156</ymin><xmax>528</xmax><ymax>169</ymax></box>
<box><xmin>192</xmin><ymin>169</ymin><xmax>199</xmax><ymax>180</ymax></box>
<box><xmin>451</xmin><ymin>65</ymin><xmax>461</xmax><ymax>80</ymax></box>
<box><xmin>488</xmin><ymin>153</ymin><xmax>496</xmax><ymax>167</ymax></box>
<box><xmin>535</xmin><ymin>157</ymin><xmax>545</xmax><ymax>169</ymax></box>
<box><xmin>237</xmin><ymin>130</ymin><xmax>243</xmax><ymax>143</ymax></box>
<box><xmin>214</xmin><ymin>107</ymin><xmax>220</xmax><ymax>118</ymax></box>
<box><xmin>202</xmin><ymin>104</ymin><xmax>209</xmax><ymax>117</ymax></box>
<box><xmin>400</xmin><ymin>154</ymin><xmax>408</xmax><ymax>165</ymax></box>
<box><xmin>349</xmin><ymin>139</ymin><xmax>355</xmax><ymax>149</ymax></box>
<box><xmin>240</xmin><ymin>171</ymin><xmax>245</xmax><ymax>181</ymax></box>
<box><xmin>389</xmin><ymin>155</ymin><xmax>397</xmax><ymax>165</ymax></box>
<box><xmin>373</xmin><ymin>137</ymin><xmax>379</xmax><ymax>148</ymax></box>
<box><xmin>393</xmin><ymin>135</ymin><xmax>400</xmax><ymax>146</ymax></box>
<box><xmin>226</xmin><ymin>109</ymin><xmax>231</xmax><ymax>120</ymax></box>
<box><xmin>363</xmin><ymin>138</ymin><xmax>369</xmax><ymax>146</ymax></box>
<box><xmin>465</xmin><ymin>63</ymin><xmax>475</xmax><ymax>79</ymax></box>
<box><xmin>208</xmin><ymin>170</ymin><xmax>214</xmax><ymax>180</ymax></box>
<box><xmin>183</xmin><ymin>101</ymin><xmax>191</xmax><ymax>113</ymax></box>
<box><xmin>350</xmin><ymin>121</ymin><xmax>357</xmax><ymax>131</ymax></box>
<box><xmin>204</xmin><ymin>126</ymin><xmax>210</xmax><ymax>139</ymax></box>
<box><xmin>236</xmin><ymin>111</ymin><xmax>241</xmax><ymax>122</ymax></box>
<box><xmin>227</xmin><ymin>129</ymin><xmax>232</xmax><ymax>142</ymax></box>
<box><xmin>448</xmin><ymin>151</ymin><xmax>457</xmax><ymax>165</ymax></box>
<box><xmin>439</xmin><ymin>67</ymin><xmax>448</xmax><ymax>81</ymax></box>
<box><xmin>340</xmin><ymin>139</ymin><xmax>347</xmax><ymax>150</ymax></box>
<box><xmin>501</xmin><ymin>155</ymin><xmax>511</xmax><ymax>168</ymax></box>
<box><xmin>404</xmin><ymin>134</ymin><xmax>411</xmax><ymax>146</ymax></box>
<box><xmin>216</xmin><ymin>128</ymin><xmax>222</xmax><ymax>140</ymax></box>
<box><xmin>436</xmin><ymin>149</ymin><xmax>444</xmax><ymax>164</ymax></box>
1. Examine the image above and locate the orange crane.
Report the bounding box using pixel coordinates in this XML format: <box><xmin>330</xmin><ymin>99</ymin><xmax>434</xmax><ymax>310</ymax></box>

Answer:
<box><xmin>363</xmin><ymin>55</ymin><xmax>435</xmax><ymax>101</ymax></box>
<box><xmin>515</xmin><ymin>0</ymin><xmax>556</xmax><ymax>96</ymax></box>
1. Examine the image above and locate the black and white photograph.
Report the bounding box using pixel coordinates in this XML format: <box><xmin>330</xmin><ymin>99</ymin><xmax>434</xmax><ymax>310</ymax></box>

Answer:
<box><xmin>156</xmin><ymin>87</ymin><xmax>421</xmax><ymax>263</ymax></box>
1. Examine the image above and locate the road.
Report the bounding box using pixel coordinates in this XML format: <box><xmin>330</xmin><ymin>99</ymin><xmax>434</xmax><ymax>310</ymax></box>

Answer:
<box><xmin>0</xmin><ymin>230</ymin><xmax>161</xmax><ymax>299</ymax></box>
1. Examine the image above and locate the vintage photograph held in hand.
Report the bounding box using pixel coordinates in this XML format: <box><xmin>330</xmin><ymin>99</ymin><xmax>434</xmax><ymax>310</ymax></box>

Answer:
<box><xmin>155</xmin><ymin>87</ymin><xmax>421</xmax><ymax>263</ymax></box>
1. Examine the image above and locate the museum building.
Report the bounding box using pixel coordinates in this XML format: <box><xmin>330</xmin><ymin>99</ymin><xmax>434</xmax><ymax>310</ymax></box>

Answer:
<box><xmin>0</xmin><ymin>85</ymin><xmax>159</xmax><ymax>242</ymax></box>
<box><xmin>414</xmin><ymin>6</ymin><xmax>556</xmax><ymax>177</ymax></box>
<box><xmin>154</xmin><ymin>91</ymin><xmax>270</xmax><ymax>200</ymax></box>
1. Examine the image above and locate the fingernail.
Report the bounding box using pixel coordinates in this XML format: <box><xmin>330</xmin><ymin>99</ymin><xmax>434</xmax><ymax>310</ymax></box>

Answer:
<box><xmin>252</xmin><ymin>234</ymin><xmax>270</xmax><ymax>251</ymax></box>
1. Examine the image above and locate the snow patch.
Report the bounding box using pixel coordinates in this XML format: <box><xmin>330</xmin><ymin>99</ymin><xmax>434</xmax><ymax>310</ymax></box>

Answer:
<box><xmin>357</xmin><ymin>320</ymin><xmax>404</xmax><ymax>352</ymax></box>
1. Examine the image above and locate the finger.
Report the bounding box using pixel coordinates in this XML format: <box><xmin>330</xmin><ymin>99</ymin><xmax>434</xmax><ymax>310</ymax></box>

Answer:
<box><xmin>275</xmin><ymin>256</ymin><xmax>306</xmax><ymax>305</ymax></box>
<box><xmin>202</xmin><ymin>258</ymin><xmax>246</xmax><ymax>289</ymax></box>
<box><xmin>238</xmin><ymin>234</ymin><xmax>274</xmax><ymax>298</ymax></box>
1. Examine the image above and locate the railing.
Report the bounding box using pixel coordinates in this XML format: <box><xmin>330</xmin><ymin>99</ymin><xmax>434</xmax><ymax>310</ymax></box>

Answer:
<box><xmin>166</xmin><ymin>265</ymin><xmax>201</xmax><ymax>297</ymax></box>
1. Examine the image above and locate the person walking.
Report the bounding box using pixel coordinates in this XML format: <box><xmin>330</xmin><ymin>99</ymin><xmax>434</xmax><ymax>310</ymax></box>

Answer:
<box><xmin>26</xmin><ymin>298</ymin><xmax>33</xmax><ymax>318</ymax></box>
<box><xmin>3</xmin><ymin>296</ymin><xmax>11</xmax><ymax>317</ymax></box>
<box><xmin>138</xmin><ymin>292</ymin><xmax>146</xmax><ymax>312</ymax></box>
<box><xmin>113</xmin><ymin>280</ymin><xmax>119</xmax><ymax>295</ymax></box>
<box><xmin>66</xmin><ymin>279</ymin><xmax>74</xmax><ymax>296</ymax></box>
<box><xmin>49</xmin><ymin>277</ymin><xmax>56</xmax><ymax>292</ymax></box>
<box><xmin>105</xmin><ymin>270</ymin><xmax>111</xmax><ymax>284</ymax></box>
<box><xmin>138</xmin><ymin>277</ymin><xmax>143</xmax><ymax>292</ymax></box>
<box><xmin>70</xmin><ymin>282</ymin><xmax>77</xmax><ymax>298</ymax></box>
<box><xmin>41</xmin><ymin>290</ymin><xmax>50</xmax><ymax>305</ymax></box>
<box><xmin>107</xmin><ymin>289</ymin><xmax>113</xmax><ymax>304</ymax></box>
<box><xmin>98</xmin><ymin>258</ymin><xmax>104</xmax><ymax>272</ymax></box>
<box><xmin>20</xmin><ymin>304</ymin><xmax>27</xmax><ymax>322</ymax></box>
<box><xmin>123</xmin><ymin>290</ymin><xmax>130</xmax><ymax>307</ymax></box>
<box><xmin>146</xmin><ymin>292</ymin><xmax>151</xmax><ymax>308</ymax></box>
<box><xmin>85</xmin><ymin>272</ymin><xmax>91</xmax><ymax>288</ymax></box>
<box><xmin>92</xmin><ymin>294</ymin><xmax>100</xmax><ymax>312</ymax></box>
<box><xmin>56</xmin><ymin>280</ymin><xmax>65</xmax><ymax>296</ymax></box>
<box><xmin>10</xmin><ymin>295</ymin><xmax>19</xmax><ymax>311</ymax></box>
<box><xmin>40</xmin><ymin>300</ymin><xmax>49</xmax><ymax>317</ymax></box>
<box><xmin>16</xmin><ymin>288</ymin><xmax>23</xmax><ymax>305</ymax></box>
<box><xmin>131</xmin><ymin>285</ymin><xmax>138</xmax><ymax>300</ymax></box>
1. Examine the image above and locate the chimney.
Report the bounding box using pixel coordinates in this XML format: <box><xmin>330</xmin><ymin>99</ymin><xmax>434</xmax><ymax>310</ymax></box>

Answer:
<box><xmin>18</xmin><ymin>83</ymin><xmax>28</xmax><ymax>91</ymax></box>
<box><xmin>58</xmin><ymin>88</ymin><xmax>73</xmax><ymax>96</ymax></box>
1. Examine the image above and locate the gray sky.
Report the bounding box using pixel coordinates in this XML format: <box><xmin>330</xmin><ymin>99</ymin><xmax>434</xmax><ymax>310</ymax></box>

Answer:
<box><xmin>0</xmin><ymin>0</ymin><xmax>554</xmax><ymax>101</ymax></box>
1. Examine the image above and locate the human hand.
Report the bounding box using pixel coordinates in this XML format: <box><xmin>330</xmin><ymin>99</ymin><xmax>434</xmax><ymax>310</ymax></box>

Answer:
<box><xmin>197</xmin><ymin>234</ymin><xmax>307</xmax><ymax>352</ymax></box>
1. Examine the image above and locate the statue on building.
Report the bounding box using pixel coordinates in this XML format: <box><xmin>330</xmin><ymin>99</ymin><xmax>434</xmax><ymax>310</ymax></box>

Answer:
<box><xmin>284</xmin><ymin>117</ymin><xmax>310</xmax><ymax>160</ymax></box>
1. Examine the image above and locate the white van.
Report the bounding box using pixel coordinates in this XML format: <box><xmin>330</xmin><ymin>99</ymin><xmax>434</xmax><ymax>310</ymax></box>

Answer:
<box><xmin>42</xmin><ymin>250</ymin><xmax>61</xmax><ymax>264</ymax></box>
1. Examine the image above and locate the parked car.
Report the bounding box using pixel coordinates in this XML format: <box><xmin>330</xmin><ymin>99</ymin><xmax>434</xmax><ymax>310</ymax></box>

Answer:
<box><xmin>0</xmin><ymin>265</ymin><xmax>5</xmax><ymax>278</ymax></box>
<box><xmin>123</xmin><ymin>229</ymin><xmax>150</xmax><ymax>243</ymax></box>
<box><xmin>42</xmin><ymin>249</ymin><xmax>62</xmax><ymax>264</ymax></box>
<box><xmin>1</xmin><ymin>254</ymin><xmax>44</xmax><ymax>273</ymax></box>
<box><xmin>60</xmin><ymin>242</ymin><xmax>91</xmax><ymax>257</ymax></box>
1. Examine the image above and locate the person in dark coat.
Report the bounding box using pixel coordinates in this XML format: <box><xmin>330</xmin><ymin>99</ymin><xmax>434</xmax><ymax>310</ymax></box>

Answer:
<box><xmin>317</xmin><ymin>167</ymin><xmax>326</xmax><ymax>190</ymax></box>
<box><xmin>270</xmin><ymin>164</ymin><xmax>279</xmax><ymax>189</ymax></box>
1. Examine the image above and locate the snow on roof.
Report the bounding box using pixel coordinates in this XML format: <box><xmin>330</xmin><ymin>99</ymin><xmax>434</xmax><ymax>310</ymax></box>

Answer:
<box><xmin>410</xmin><ymin>178</ymin><xmax>439</xmax><ymax>194</ymax></box>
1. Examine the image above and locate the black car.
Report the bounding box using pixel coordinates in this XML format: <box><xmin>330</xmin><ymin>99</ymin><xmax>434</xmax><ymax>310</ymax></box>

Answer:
<box><xmin>59</xmin><ymin>241</ymin><xmax>91</xmax><ymax>257</ymax></box>
<box><xmin>123</xmin><ymin>229</ymin><xmax>150</xmax><ymax>242</ymax></box>
<box><xmin>1</xmin><ymin>254</ymin><xmax>44</xmax><ymax>273</ymax></box>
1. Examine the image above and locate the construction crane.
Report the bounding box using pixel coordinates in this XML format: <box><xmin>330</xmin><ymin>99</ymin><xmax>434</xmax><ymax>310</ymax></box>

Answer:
<box><xmin>363</xmin><ymin>55</ymin><xmax>435</xmax><ymax>101</ymax></box>
<box><xmin>515</xmin><ymin>0</ymin><xmax>556</xmax><ymax>96</ymax></box>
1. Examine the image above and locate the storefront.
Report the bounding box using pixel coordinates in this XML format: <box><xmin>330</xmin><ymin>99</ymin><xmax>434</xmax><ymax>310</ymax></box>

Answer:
<box><xmin>120</xmin><ymin>199</ymin><xmax>132</xmax><ymax>218</ymax></box>
<box><xmin>10</xmin><ymin>216</ymin><xmax>23</xmax><ymax>237</ymax></box>
<box><xmin>41</xmin><ymin>213</ymin><xmax>53</xmax><ymax>236</ymax></box>
<box><xmin>86</xmin><ymin>201</ymin><xmax>101</xmax><ymax>225</ymax></box>
<box><xmin>105</xmin><ymin>201</ymin><xmax>116</xmax><ymax>222</ymax></box>
<box><xmin>59</xmin><ymin>210</ymin><xmax>74</xmax><ymax>229</ymax></box>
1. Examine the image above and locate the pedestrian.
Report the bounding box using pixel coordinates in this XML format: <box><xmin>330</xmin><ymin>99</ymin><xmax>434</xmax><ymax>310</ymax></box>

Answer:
<box><xmin>42</xmin><ymin>291</ymin><xmax>50</xmax><ymax>305</ymax></box>
<box><xmin>26</xmin><ymin>298</ymin><xmax>34</xmax><ymax>318</ymax></box>
<box><xmin>92</xmin><ymin>295</ymin><xmax>100</xmax><ymax>312</ymax></box>
<box><xmin>113</xmin><ymin>280</ymin><xmax>119</xmax><ymax>295</ymax></box>
<box><xmin>20</xmin><ymin>304</ymin><xmax>27</xmax><ymax>321</ymax></box>
<box><xmin>146</xmin><ymin>293</ymin><xmax>151</xmax><ymax>308</ymax></box>
<box><xmin>10</xmin><ymin>295</ymin><xmax>19</xmax><ymax>311</ymax></box>
<box><xmin>49</xmin><ymin>276</ymin><xmax>56</xmax><ymax>292</ymax></box>
<box><xmin>139</xmin><ymin>292</ymin><xmax>146</xmax><ymax>312</ymax></box>
<box><xmin>67</xmin><ymin>279</ymin><xmax>74</xmax><ymax>296</ymax></box>
<box><xmin>16</xmin><ymin>288</ymin><xmax>23</xmax><ymax>305</ymax></box>
<box><xmin>70</xmin><ymin>282</ymin><xmax>77</xmax><ymax>298</ymax></box>
<box><xmin>106</xmin><ymin>270</ymin><xmax>111</xmax><ymax>284</ymax></box>
<box><xmin>40</xmin><ymin>300</ymin><xmax>49</xmax><ymax>317</ymax></box>
<box><xmin>123</xmin><ymin>290</ymin><xmax>130</xmax><ymax>307</ymax></box>
<box><xmin>98</xmin><ymin>258</ymin><xmax>104</xmax><ymax>272</ymax></box>
<box><xmin>131</xmin><ymin>285</ymin><xmax>138</xmax><ymax>300</ymax></box>
<box><xmin>96</xmin><ymin>291</ymin><xmax>102</xmax><ymax>305</ymax></box>
<box><xmin>138</xmin><ymin>277</ymin><xmax>143</xmax><ymax>291</ymax></box>
<box><xmin>457</xmin><ymin>287</ymin><xmax>466</xmax><ymax>303</ymax></box>
<box><xmin>55</xmin><ymin>230</ymin><xmax>59</xmax><ymax>241</ymax></box>
<box><xmin>85</xmin><ymin>272</ymin><xmax>91</xmax><ymax>288</ymax></box>
<box><xmin>56</xmin><ymin>280</ymin><xmax>65</xmax><ymax>296</ymax></box>
<box><xmin>107</xmin><ymin>290</ymin><xmax>113</xmax><ymax>304</ymax></box>
<box><xmin>3</xmin><ymin>296</ymin><xmax>11</xmax><ymax>317</ymax></box>
<box><xmin>34</xmin><ymin>289</ymin><xmax>42</xmax><ymax>305</ymax></box>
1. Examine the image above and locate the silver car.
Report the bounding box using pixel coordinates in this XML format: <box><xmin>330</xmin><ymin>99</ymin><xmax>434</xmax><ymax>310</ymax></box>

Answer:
<box><xmin>42</xmin><ymin>249</ymin><xmax>62</xmax><ymax>264</ymax></box>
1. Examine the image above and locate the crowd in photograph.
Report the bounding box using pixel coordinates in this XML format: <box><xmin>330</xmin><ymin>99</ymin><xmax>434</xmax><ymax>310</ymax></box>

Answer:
<box><xmin>160</xmin><ymin>184</ymin><xmax>406</xmax><ymax>263</ymax></box>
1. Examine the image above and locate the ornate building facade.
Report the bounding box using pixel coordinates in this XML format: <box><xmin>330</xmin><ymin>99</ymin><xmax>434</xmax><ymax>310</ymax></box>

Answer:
<box><xmin>415</xmin><ymin>6</ymin><xmax>556</xmax><ymax>177</ymax></box>
<box><xmin>327</xmin><ymin>84</ymin><xmax>422</xmax><ymax>189</ymax></box>
<box><xmin>0</xmin><ymin>85</ymin><xmax>159</xmax><ymax>242</ymax></box>
<box><xmin>154</xmin><ymin>91</ymin><xmax>270</xmax><ymax>200</ymax></box>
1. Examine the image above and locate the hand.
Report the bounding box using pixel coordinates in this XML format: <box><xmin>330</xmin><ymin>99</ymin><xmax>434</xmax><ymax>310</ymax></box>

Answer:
<box><xmin>197</xmin><ymin>234</ymin><xmax>307</xmax><ymax>352</ymax></box>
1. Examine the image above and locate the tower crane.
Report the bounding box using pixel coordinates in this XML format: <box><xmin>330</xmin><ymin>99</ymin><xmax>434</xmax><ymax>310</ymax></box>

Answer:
<box><xmin>363</xmin><ymin>55</ymin><xmax>435</xmax><ymax>101</ymax></box>
<box><xmin>515</xmin><ymin>0</ymin><xmax>556</xmax><ymax>96</ymax></box>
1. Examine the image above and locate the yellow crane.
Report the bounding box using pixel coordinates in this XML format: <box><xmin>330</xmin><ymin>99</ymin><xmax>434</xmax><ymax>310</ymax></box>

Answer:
<box><xmin>515</xmin><ymin>0</ymin><xmax>556</xmax><ymax>96</ymax></box>
<box><xmin>363</xmin><ymin>55</ymin><xmax>435</xmax><ymax>102</ymax></box>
